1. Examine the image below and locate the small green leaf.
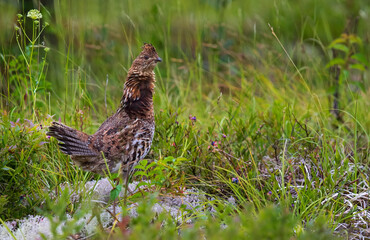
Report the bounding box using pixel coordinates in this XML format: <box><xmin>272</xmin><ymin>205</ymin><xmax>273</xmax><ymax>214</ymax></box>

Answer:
<box><xmin>110</xmin><ymin>172</ymin><xmax>120</xmax><ymax>179</ymax></box>
<box><xmin>134</xmin><ymin>164</ymin><xmax>146</xmax><ymax>170</ymax></box>
<box><xmin>133</xmin><ymin>171</ymin><xmax>147</xmax><ymax>177</ymax></box>
<box><xmin>147</xmin><ymin>171</ymin><xmax>157</xmax><ymax>177</ymax></box>
<box><xmin>350</xmin><ymin>64</ymin><xmax>365</xmax><ymax>71</ymax></box>
<box><xmin>348</xmin><ymin>35</ymin><xmax>362</xmax><ymax>45</ymax></box>
<box><xmin>328</xmin><ymin>38</ymin><xmax>346</xmax><ymax>48</ymax></box>
<box><xmin>330</xmin><ymin>44</ymin><xmax>349</xmax><ymax>53</ymax></box>
<box><xmin>110</xmin><ymin>184</ymin><xmax>122</xmax><ymax>201</ymax></box>
<box><xmin>325</xmin><ymin>58</ymin><xmax>345</xmax><ymax>68</ymax></box>
<box><xmin>176</xmin><ymin>157</ymin><xmax>188</xmax><ymax>162</ymax></box>
<box><xmin>140</xmin><ymin>159</ymin><xmax>148</xmax><ymax>166</ymax></box>
<box><xmin>351</xmin><ymin>53</ymin><xmax>368</xmax><ymax>66</ymax></box>
<box><xmin>146</xmin><ymin>162</ymin><xmax>156</xmax><ymax>169</ymax></box>
<box><xmin>164</xmin><ymin>156</ymin><xmax>175</xmax><ymax>162</ymax></box>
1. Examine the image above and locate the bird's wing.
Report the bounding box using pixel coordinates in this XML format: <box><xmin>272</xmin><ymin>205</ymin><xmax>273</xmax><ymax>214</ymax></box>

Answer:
<box><xmin>90</xmin><ymin>117</ymin><xmax>153</xmax><ymax>164</ymax></box>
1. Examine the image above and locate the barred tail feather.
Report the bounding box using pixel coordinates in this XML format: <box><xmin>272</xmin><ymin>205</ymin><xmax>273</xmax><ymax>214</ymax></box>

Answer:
<box><xmin>47</xmin><ymin>122</ymin><xmax>96</xmax><ymax>156</ymax></box>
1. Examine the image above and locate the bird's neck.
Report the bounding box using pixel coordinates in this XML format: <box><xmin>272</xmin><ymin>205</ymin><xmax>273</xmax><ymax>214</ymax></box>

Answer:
<box><xmin>119</xmin><ymin>70</ymin><xmax>155</xmax><ymax>119</ymax></box>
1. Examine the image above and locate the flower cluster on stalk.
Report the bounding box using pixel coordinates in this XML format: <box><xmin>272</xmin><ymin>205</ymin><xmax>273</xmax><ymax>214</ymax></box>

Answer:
<box><xmin>27</xmin><ymin>9</ymin><xmax>42</xmax><ymax>20</ymax></box>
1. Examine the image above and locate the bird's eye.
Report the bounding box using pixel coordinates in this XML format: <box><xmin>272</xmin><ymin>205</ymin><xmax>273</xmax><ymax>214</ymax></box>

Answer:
<box><xmin>144</xmin><ymin>55</ymin><xmax>149</xmax><ymax>60</ymax></box>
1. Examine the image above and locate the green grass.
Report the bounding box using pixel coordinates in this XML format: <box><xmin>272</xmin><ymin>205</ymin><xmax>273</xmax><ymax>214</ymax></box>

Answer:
<box><xmin>0</xmin><ymin>0</ymin><xmax>369</xmax><ymax>239</ymax></box>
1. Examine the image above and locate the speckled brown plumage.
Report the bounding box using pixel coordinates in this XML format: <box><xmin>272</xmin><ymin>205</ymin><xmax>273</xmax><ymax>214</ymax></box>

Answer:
<box><xmin>47</xmin><ymin>44</ymin><xmax>161</xmax><ymax>177</ymax></box>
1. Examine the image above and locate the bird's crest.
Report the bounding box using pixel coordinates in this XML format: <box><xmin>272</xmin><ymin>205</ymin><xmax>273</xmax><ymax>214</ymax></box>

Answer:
<box><xmin>141</xmin><ymin>43</ymin><xmax>157</xmax><ymax>54</ymax></box>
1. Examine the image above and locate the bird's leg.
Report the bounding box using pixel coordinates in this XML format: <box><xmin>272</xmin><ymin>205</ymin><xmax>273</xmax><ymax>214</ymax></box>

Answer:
<box><xmin>122</xmin><ymin>166</ymin><xmax>131</xmax><ymax>207</ymax></box>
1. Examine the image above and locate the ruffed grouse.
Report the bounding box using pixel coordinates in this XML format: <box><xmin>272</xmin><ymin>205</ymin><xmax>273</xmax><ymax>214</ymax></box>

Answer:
<box><xmin>47</xmin><ymin>44</ymin><xmax>161</xmax><ymax>184</ymax></box>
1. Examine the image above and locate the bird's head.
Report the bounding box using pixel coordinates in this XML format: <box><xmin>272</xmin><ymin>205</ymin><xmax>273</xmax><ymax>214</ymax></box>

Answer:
<box><xmin>131</xmin><ymin>43</ymin><xmax>162</xmax><ymax>73</ymax></box>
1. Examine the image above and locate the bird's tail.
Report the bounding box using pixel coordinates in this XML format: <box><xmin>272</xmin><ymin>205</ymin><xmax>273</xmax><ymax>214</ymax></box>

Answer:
<box><xmin>47</xmin><ymin>122</ymin><xmax>96</xmax><ymax>156</ymax></box>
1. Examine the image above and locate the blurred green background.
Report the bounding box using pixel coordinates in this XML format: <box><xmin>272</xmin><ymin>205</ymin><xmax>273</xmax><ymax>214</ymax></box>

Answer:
<box><xmin>1</xmin><ymin>0</ymin><xmax>369</xmax><ymax>126</ymax></box>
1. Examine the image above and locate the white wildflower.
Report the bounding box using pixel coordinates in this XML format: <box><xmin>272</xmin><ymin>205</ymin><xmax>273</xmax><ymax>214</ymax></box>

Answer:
<box><xmin>27</xmin><ymin>9</ymin><xmax>42</xmax><ymax>20</ymax></box>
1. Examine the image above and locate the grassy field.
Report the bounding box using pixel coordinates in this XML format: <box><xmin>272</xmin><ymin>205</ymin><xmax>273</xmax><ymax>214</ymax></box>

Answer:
<box><xmin>0</xmin><ymin>0</ymin><xmax>369</xmax><ymax>239</ymax></box>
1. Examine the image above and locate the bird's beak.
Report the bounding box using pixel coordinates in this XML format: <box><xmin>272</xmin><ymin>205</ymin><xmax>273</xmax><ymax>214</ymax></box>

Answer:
<box><xmin>155</xmin><ymin>57</ymin><xmax>162</xmax><ymax>62</ymax></box>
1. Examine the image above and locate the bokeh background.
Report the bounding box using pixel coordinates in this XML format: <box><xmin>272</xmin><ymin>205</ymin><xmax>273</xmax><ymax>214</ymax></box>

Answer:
<box><xmin>1</xmin><ymin>0</ymin><xmax>369</xmax><ymax>124</ymax></box>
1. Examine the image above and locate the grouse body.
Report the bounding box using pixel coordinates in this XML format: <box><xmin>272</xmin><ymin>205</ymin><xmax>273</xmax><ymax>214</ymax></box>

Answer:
<box><xmin>47</xmin><ymin>44</ymin><xmax>162</xmax><ymax>177</ymax></box>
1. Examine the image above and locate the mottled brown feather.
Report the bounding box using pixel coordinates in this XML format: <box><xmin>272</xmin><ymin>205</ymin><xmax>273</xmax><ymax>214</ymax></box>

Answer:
<box><xmin>47</xmin><ymin>43</ymin><xmax>161</xmax><ymax>176</ymax></box>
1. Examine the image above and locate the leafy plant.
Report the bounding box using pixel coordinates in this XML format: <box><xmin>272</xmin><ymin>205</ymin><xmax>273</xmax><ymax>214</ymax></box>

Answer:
<box><xmin>101</xmin><ymin>196</ymin><xmax>338</xmax><ymax>240</ymax></box>
<box><xmin>40</xmin><ymin>188</ymin><xmax>89</xmax><ymax>240</ymax></box>
<box><xmin>0</xmin><ymin>114</ymin><xmax>52</xmax><ymax>219</ymax></box>
<box><xmin>326</xmin><ymin>33</ymin><xmax>368</xmax><ymax>122</ymax></box>
<box><xmin>134</xmin><ymin>156</ymin><xmax>187</xmax><ymax>191</ymax></box>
